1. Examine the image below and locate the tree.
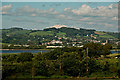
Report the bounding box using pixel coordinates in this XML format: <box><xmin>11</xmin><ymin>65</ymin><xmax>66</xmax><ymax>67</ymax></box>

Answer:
<box><xmin>117</xmin><ymin>43</ymin><xmax>120</xmax><ymax>49</ymax></box>
<box><xmin>33</xmin><ymin>61</ymin><xmax>48</xmax><ymax>76</ymax></box>
<box><xmin>83</xmin><ymin>42</ymin><xmax>112</xmax><ymax>58</ymax></box>
<box><xmin>43</xmin><ymin>48</ymin><xmax>63</xmax><ymax>60</ymax></box>
<box><xmin>61</xmin><ymin>52</ymin><xmax>81</xmax><ymax>77</ymax></box>
<box><xmin>17</xmin><ymin>52</ymin><xmax>33</xmax><ymax>62</ymax></box>
<box><xmin>102</xmin><ymin>44</ymin><xmax>112</xmax><ymax>57</ymax></box>
<box><xmin>83</xmin><ymin>42</ymin><xmax>102</xmax><ymax>58</ymax></box>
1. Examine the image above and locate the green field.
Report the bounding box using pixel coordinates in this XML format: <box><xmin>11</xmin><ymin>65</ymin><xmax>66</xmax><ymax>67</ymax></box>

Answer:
<box><xmin>30</xmin><ymin>31</ymin><xmax>54</xmax><ymax>36</ymax></box>
<box><xmin>95</xmin><ymin>31</ymin><xmax>106</xmax><ymax>35</ymax></box>
<box><xmin>99</xmin><ymin>35</ymin><xmax>115</xmax><ymax>38</ymax></box>
<box><xmin>56</xmin><ymin>32</ymin><xmax>66</xmax><ymax>37</ymax></box>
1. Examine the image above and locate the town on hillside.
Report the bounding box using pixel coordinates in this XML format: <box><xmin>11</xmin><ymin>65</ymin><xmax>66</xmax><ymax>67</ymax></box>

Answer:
<box><xmin>1</xmin><ymin>25</ymin><xmax>120</xmax><ymax>49</ymax></box>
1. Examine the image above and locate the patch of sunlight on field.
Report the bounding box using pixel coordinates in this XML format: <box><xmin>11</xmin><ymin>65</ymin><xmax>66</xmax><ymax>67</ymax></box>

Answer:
<box><xmin>95</xmin><ymin>31</ymin><xmax>106</xmax><ymax>35</ymax></box>
<box><xmin>107</xmin><ymin>53</ymin><xmax>120</xmax><ymax>57</ymax></box>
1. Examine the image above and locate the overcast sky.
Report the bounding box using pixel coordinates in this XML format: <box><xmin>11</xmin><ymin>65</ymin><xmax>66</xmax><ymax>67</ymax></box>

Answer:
<box><xmin>1</xmin><ymin>2</ymin><xmax>119</xmax><ymax>32</ymax></box>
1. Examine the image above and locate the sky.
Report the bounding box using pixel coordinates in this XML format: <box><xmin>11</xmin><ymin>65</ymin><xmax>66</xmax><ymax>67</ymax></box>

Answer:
<box><xmin>1</xmin><ymin>0</ymin><xmax>120</xmax><ymax>2</ymax></box>
<box><xmin>0</xmin><ymin>2</ymin><xmax>119</xmax><ymax>32</ymax></box>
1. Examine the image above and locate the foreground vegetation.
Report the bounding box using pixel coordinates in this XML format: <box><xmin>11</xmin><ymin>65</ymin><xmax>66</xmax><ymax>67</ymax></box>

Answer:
<box><xmin>2</xmin><ymin>43</ymin><xmax>120</xmax><ymax>79</ymax></box>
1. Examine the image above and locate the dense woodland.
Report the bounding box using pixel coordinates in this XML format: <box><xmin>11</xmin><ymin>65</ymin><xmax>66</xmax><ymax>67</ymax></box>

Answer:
<box><xmin>2</xmin><ymin>43</ymin><xmax>120</xmax><ymax>79</ymax></box>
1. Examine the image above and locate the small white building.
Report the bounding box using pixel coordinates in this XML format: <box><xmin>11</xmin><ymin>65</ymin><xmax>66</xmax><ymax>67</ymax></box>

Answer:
<box><xmin>46</xmin><ymin>46</ymin><xmax>64</xmax><ymax>48</ymax></box>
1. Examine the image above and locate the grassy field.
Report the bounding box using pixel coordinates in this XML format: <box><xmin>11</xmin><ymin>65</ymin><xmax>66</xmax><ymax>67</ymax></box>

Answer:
<box><xmin>30</xmin><ymin>31</ymin><xmax>54</xmax><ymax>36</ymax></box>
<box><xmin>95</xmin><ymin>31</ymin><xmax>115</xmax><ymax>39</ymax></box>
<box><xmin>94</xmin><ymin>31</ymin><xmax>106</xmax><ymax>35</ymax></box>
<box><xmin>56</xmin><ymin>32</ymin><xmax>66</xmax><ymax>37</ymax></box>
<box><xmin>99</xmin><ymin>35</ymin><xmax>115</xmax><ymax>38</ymax></box>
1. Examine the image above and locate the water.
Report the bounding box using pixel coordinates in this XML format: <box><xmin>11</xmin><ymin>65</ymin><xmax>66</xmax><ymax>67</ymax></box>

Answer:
<box><xmin>111</xmin><ymin>50</ymin><xmax>120</xmax><ymax>54</ymax></box>
<box><xmin>0</xmin><ymin>49</ymin><xmax>49</xmax><ymax>53</ymax></box>
<box><xmin>0</xmin><ymin>49</ymin><xmax>119</xmax><ymax>54</ymax></box>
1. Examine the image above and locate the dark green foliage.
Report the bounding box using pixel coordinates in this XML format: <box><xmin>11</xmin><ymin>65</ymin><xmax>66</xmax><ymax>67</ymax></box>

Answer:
<box><xmin>83</xmin><ymin>42</ymin><xmax>102</xmax><ymax>57</ymax></box>
<box><xmin>17</xmin><ymin>52</ymin><xmax>33</xmax><ymax>62</ymax></box>
<box><xmin>16</xmin><ymin>62</ymin><xmax>32</xmax><ymax>74</ymax></box>
<box><xmin>2</xmin><ymin>64</ymin><xmax>17</xmax><ymax>78</ymax></box>
<box><xmin>2</xmin><ymin>54</ymin><xmax>17</xmax><ymax>62</ymax></box>
<box><xmin>33</xmin><ymin>61</ymin><xmax>48</xmax><ymax>76</ymax></box>
<box><xmin>118</xmin><ymin>69</ymin><xmax>120</xmax><ymax>78</ymax></box>
<box><xmin>83</xmin><ymin>42</ymin><xmax>112</xmax><ymax>58</ymax></box>
<box><xmin>88</xmin><ymin>59</ymin><xmax>102</xmax><ymax>74</ymax></box>
<box><xmin>102</xmin><ymin>44</ymin><xmax>112</xmax><ymax>57</ymax></box>
<box><xmin>117</xmin><ymin>43</ymin><xmax>120</xmax><ymax>49</ymax></box>
<box><xmin>34</xmin><ymin>52</ymin><xmax>44</xmax><ymax>61</ymax></box>
<box><xmin>2</xmin><ymin>45</ymin><xmax>119</xmax><ymax>79</ymax></box>
<box><xmin>61</xmin><ymin>52</ymin><xmax>81</xmax><ymax>77</ymax></box>
<box><xmin>43</xmin><ymin>48</ymin><xmax>64</xmax><ymax>60</ymax></box>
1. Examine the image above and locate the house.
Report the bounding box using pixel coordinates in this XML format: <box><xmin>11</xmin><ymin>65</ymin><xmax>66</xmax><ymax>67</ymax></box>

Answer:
<box><xmin>50</xmin><ymin>40</ymin><xmax>62</xmax><ymax>44</ymax></box>
<box><xmin>46</xmin><ymin>46</ymin><xmax>63</xmax><ymax>48</ymax></box>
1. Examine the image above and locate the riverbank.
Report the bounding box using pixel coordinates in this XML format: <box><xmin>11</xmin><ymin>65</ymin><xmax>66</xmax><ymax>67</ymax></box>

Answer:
<box><xmin>0</xmin><ymin>49</ymin><xmax>50</xmax><ymax>50</ymax></box>
<box><xmin>111</xmin><ymin>49</ymin><xmax>120</xmax><ymax>51</ymax></box>
<box><xmin>0</xmin><ymin>49</ymin><xmax>52</xmax><ymax>54</ymax></box>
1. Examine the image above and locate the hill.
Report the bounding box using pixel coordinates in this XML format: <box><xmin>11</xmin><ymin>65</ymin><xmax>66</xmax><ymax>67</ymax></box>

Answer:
<box><xmin>1</xmin><ymin>27</ymin><xmax>119</xmax><ymax>48</ymax></box>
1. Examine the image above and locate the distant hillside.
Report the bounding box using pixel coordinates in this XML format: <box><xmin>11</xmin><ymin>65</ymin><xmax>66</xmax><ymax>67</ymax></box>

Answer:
<box><xmin>44</xmin><ymin>27</ymin><xmax>96</xmax><ymax>37</ymax></box>
<box><xmin>1</xmin><ymin>27</ymin><xmax>118</xmax><ymax>45</ymax></box>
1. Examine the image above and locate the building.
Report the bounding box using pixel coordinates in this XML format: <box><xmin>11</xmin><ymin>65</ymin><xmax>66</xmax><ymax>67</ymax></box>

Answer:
<box><xmin>46</xmin><ymin>46</ymin><xmax>64</xmax><ymax>48</ymax></box>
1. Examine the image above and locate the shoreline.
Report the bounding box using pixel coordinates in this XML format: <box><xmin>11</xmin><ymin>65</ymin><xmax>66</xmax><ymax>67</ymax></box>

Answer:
<box><xmin>111</xmin><ymin>49</ymin><xmax>120</xmax><ymax>51</ymax></box>
<box><xmin>0</xmin><ymin>49</ymin><xmax>50</xmax><ymax>50</ymax></box>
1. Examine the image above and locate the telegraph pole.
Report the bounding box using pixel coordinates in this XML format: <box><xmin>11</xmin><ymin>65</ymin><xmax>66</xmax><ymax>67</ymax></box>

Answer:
<box><xmin>86</xmin><ymin>47</ymin><xmax>88</xmax><ymax>78</ymax></box>
<box><xmin>59</xmin><ymin>53</ymin><xmax>61</xmax><ymax>75</ymax></box>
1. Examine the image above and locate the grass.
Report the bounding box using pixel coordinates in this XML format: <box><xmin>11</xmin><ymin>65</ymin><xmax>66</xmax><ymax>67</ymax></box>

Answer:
<box><xmin>99</xmin><ymin>35</ymin><xmax>115</xmax><ymax>38</ymax></box>
<box><xmin>30</xmin><ymin>31</ymin><xmax>54</xmax><ymax>36</ymax></box>
<box><xmin>95</xmin><ymin>31</ymin><xmax>115</xmax><ymax>39</ymax></box>
<box><xmin>107</xmin><ymin>53</ymin><xmax>120</xmax><ymax>57</ymax></box>
<box><xmin>94</xmin><ymin>31</ymin><xmax>106</xmax><ymax>35</ymax></box>
<box><xmin>6</xmin><ymin>74</ymin><xmax>32</xmax><ymax>78</ymax></box>
<box><xmin>50</xmin><ymin>75</ymin><xmax>71</xmax><ymax>78</ymax></box>
<box><xmin>8</xmin><ymin>30</ymin><xmax>31</xmax><ymax>35</ymax></box>
<box><xmin>6</xmin><ymin>75</ymin><xmax>71</xmax><ymax>79</ymax></box>
<box><xmin>0</xmin><ymin>43</ymin><xmax>10</xmax><ymax>45</ymax></box>
<box><xmin>89</xmin><ymin>72</ymin><xmax>116</xmax><ymax>77</ymax></box>
<box><xmin>56</xmin><ymin>32</ymin><xmax>66</xmax><ymax>37</ymax></box>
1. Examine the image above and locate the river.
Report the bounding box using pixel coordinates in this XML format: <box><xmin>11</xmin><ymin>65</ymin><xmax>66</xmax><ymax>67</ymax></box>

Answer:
<box><xmin>0</xmin><ymin>49</ymin><xmax>119</xmax><ymax>54</ymax></box>
<box><xmin>0</xmin><ymin>49</ymin><xmax>49</xmax><ymax>53</ymax></box>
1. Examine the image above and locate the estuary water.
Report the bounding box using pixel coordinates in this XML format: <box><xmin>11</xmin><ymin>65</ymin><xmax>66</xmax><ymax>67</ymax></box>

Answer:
<box><xmin>0</xmin><ymin>49</ymin><xmax>119</xmax><ymax>54</ymax></box>
<box><xmin>0</xmin><ymin>49</ymin><xmax>49</xmax><ymax>53</ymax></box>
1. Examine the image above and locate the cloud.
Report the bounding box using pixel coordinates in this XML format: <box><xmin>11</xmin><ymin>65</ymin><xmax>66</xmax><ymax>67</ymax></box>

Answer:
<box><xmin>0</xmin><ymin>4</ymin><xmax>12</xmax><ymax>14</ymax></box>
<box><xmin>112</xmin><ymin>17</ymin><xmax>118</xmax><ymax>20</ymax></box>
<box><xmin>64</xmin><ymin>8</ymin><xmax>71</xmax><ymax>11</ymax></box>
<box><xmin>58</xmin><ymin>14</ymin><xmax>65</xmax><ymax>18</ymax></box>
<box><xmin>2</xmin><ymin>3</ymin><xmax>118</xmax><ymax>32</ymax></box>
<box><xmin>79</xmin><ymin>17</ymin><xmax>91</xmax><ymax>21</ymax></box>
<box><xmin>1</xmin><ymin>4</ymin><xmax>12</xmax><ymax>11</ymax></box>
<box><xmin>14</xmin><ymin>5</ymin><xmax>58</xmax><ymax>16</ymax></box>
<box><xmin>72</xmin><ymin>4</ymin><xmax>92</xmax><ymax>15</ymax></box>
<box><xmin>31</xmin><ymin>13</ymin><xmax>36</xmax><ymax>16</ymax></box>
<box><xmin>64</xmin><ymin>4</ymin><xmax>117</xmax><ymax>17</ymax></box>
